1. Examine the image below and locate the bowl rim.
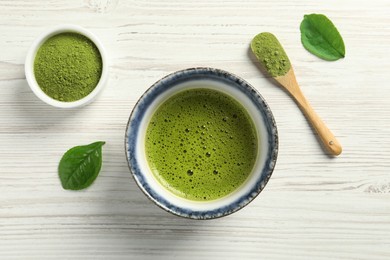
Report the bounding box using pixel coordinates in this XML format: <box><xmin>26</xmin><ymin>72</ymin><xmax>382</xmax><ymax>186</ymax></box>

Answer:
<box><xmin>125</xmin><ymin>67</ymin><xmax>278</xmax><ymax>219</ymax></box>
<box><xmin>24</xmin><ymin>24</ymin><xmax>109</xmax><ymax>108</ymax></box>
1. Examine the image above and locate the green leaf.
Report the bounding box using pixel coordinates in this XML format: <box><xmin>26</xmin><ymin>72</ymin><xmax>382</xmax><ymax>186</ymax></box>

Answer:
<box><xmin>58</xmin><ymin>141</ymin><xmax>105</xmax><ymax>190</ymax></box>
<box><xmin>300</xmin><ymin>14</ymin><xmax>345</xmax><ymax>61</ymax></box>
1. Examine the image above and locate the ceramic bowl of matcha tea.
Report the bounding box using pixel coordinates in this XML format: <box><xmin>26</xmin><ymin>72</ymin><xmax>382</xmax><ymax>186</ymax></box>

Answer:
<box><xmin>125</xmin><ymin>67</ymin><xmax>278</xmax><ymax>219</ymax></box>
<box><xmin>25</xmin><ymin>24</ymin><xmax>108</xmax><ymax>108</ymax></box>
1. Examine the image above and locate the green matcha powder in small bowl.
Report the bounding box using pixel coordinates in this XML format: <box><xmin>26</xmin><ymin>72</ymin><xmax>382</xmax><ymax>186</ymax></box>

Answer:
<box><xmin>25</xmin><ymin>24</ymin><xmax>108</xmax><ymax>108</ymax></box>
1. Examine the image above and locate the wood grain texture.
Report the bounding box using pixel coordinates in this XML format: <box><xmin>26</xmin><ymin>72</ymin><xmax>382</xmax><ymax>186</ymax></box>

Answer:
<box><xmin>1</xmin><ymin>0</ymin><xmax>390</xmax><ymax>259</ymax></box>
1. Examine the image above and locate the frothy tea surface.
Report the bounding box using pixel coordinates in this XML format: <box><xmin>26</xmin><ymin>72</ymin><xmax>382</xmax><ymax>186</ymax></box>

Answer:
<box><xmin>145</xmin><ymin>88</ymin><xmax>258</xmax><ymax>201</ymax></box>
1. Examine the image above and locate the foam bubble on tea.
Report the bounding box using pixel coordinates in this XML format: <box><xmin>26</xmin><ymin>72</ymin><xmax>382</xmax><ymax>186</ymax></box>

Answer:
<box><xmin>145</xmin><ymin>88</ymin><xmax>258</xmax><ymax>201</ymax></box>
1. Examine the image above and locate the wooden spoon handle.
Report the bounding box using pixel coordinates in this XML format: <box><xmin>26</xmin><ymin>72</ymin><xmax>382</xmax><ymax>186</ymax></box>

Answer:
<box><xmin>274</xmin><ymin>69</ymin><xmax>342</xmax><ymax>156</ymax></box>
<box><xmin>293</xmin><ymin>90</ymin><xmax>342</xmax><ymax>156</ymax></box>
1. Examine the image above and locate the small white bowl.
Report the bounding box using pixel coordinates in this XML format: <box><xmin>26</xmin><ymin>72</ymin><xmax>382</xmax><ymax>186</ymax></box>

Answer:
<box><xmin>25</xmin><ymin>24</ymin><xmax>108</xmax><ymax>108</ymax></box>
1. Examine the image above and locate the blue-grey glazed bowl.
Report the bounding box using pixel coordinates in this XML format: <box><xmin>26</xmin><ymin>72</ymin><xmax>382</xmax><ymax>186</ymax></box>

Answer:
<box><xmin>125</xmin><ymin>67</ymin><xmax>278</xmax><ymax>219</ymax></box>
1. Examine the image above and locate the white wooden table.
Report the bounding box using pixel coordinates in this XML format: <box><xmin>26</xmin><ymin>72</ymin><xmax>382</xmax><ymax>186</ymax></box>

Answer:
<box><xmin>1</xmin><ymin>0</ymin><xmax>389</xmax><ymax>259</ymax></box>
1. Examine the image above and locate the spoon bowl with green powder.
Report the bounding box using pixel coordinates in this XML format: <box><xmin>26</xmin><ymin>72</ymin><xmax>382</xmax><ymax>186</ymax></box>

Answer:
<box><xmin>25</xmin><ymin>24</ymin><xmax>108</xmax><ymax>108</ymax></box>
<box><xmin>125</xmin><ymin>68</ymin><xmax>278</xmax><ymax>219</ymax></box>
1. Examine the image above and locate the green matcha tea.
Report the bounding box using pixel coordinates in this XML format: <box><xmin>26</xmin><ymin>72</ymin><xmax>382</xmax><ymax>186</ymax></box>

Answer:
<box><xmin>34</xmin><ymin>32</ymin><xmax>102</xmax><ymax>102</ymax></box>
<box><xmin>145</xmin><ymin>88</ymin><xmax>258</xmax><ymax>201</ymax></box>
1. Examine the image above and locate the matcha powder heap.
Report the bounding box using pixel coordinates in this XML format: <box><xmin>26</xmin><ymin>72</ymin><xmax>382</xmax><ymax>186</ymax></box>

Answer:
<box><xmin>34</xmin><ymin>32</ymin><xmax>103</xmax><ymax>102</ymax></box>
<box><xmin>251</xmin><ymin>32</ymin><xmax>291</xmax><ymax>77</ymax></box>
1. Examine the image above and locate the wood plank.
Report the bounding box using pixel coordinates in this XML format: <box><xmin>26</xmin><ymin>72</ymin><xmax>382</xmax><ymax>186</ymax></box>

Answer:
<box><xmin>0</xmin><ymin>0</ymin><xmax>389</xmax><ymax>258</ymax></box>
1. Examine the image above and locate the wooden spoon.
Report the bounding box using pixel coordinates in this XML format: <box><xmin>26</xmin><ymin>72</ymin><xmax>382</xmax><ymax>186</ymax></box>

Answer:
<box><xmin>251</xmin><ymin>32</ymin><xmax>342</xmax><ymax>156</ymax></box>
